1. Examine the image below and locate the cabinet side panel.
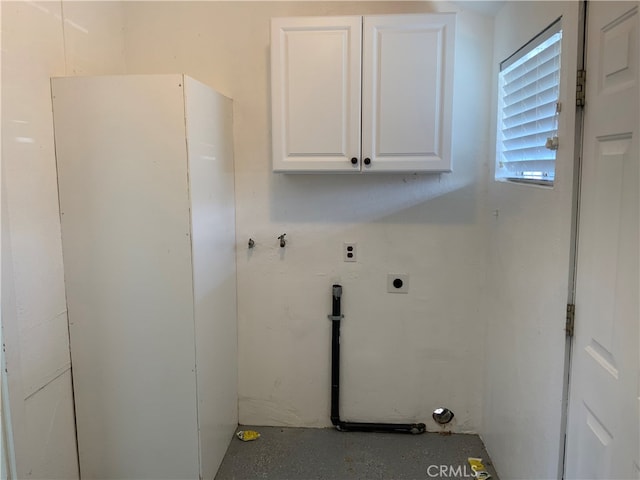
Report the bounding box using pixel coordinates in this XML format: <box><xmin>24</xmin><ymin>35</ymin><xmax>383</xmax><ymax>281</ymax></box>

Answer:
<box><xmin>184</xmin><ymin>77</ymin><xmax>238</xmax><ymax>479</ymax></box>
<box><xmin>51</xmin><ymin>75</ymin><xmax>199</xmax><ymax>479</ymax></box>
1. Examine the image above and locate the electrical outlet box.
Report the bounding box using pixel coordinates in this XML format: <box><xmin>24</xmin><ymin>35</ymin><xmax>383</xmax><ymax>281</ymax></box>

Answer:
<box><xmin>387</xmin><ymin>274</ymin><xmax>409</xmax><ymax>293</ymax></box>
<box><xmin>344</xmin><ymin>242</ymin><xmax>357</xmax><ymax>262</ymax></box>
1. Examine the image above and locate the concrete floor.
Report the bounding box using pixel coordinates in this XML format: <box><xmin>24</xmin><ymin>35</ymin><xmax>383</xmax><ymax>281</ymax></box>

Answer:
<box><xmin>215</xmin><ymin>426</ymin><xmax>499</xmax><ymax>480</ymax></box>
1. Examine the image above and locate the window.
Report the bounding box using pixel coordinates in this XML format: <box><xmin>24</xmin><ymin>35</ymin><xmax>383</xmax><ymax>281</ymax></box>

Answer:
<box><xmin>495</xmin><ymin>19</ymin><xmax>563</xmax><ymax>186</ymax></box>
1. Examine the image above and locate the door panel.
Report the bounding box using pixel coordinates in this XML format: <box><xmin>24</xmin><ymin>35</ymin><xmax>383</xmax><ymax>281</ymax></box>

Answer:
<box><xmin>271</xmin><ymin>16</ymin><xmax>362</xmax><ymax>172</ymax></box>
<box><xmin>565</xmin><ymin>3</ymin><xmax>639</xmax><ymax>479</ymax></box>
<box><xmin>52</xmin><ymin>75</ymin><xmax>200</xmax><ymax>479</ymax></box>
<box><xmin>361</xmin><ymin>14</ymin><xmax>454</xmax><ymax>172</ymax></box>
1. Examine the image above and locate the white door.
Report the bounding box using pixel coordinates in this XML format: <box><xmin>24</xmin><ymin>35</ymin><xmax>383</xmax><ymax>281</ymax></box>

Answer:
<box><xmin>361</xmin><ymin>14</ymin><xmax>455</xmax><ymax>172</ymax></box>
<box><xmin>271</xmin><ymin>16</ymin><xmax>362</xmax><ymax>172</ymax></box>
<box><xmin>565</xmin><ymin>3</ymin><xmax>639</xmax><ymax>479</ymax></box>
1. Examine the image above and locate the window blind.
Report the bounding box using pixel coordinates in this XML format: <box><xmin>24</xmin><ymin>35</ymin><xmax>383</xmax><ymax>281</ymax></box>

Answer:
<box><xmin>496</xmin><ymin>20</ymin><xmax>562</xmax><ymax>185</ymax></box>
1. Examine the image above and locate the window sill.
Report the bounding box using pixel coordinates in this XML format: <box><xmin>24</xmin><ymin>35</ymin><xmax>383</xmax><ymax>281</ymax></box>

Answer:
<box><xmin>496</xmin><ymin>177</ymin><xmax>555</xmax><ymax>188</ymax></box>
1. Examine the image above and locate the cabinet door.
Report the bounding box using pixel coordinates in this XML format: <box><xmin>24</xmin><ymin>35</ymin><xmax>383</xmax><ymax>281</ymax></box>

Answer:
<box><xmin>271</xmin><ymin>16</ymin><xmax>362</xmax><ymax>172</ymax></box>
<box><xmin>362</xmin><ymin>14</ymin><xmax>455</xmax><ymax>172</ymax></box>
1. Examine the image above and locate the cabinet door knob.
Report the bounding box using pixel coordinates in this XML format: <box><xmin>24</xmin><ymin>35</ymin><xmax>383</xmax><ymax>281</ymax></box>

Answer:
<box><xmin>364</xmin><ymin>158</ymin><xmax>371</xmax><ymax>166</ymax></box>
<box><xmin>351</xmin><ymin>157</ymin><xmax>358</xmax><ymax>165</ymax></box>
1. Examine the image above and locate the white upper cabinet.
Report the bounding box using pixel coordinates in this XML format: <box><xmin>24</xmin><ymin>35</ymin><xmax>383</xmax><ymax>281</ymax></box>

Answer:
<box><xmin>271</xmin><ymin>13</ymin><xmax>456</xmax><ymax>173</ymax></box>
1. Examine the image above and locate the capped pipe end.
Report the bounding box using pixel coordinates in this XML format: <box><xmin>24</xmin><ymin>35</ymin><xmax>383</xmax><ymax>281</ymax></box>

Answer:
<box><xmin>432</xmin><ymin>408</ymin><xmax>454</xmax><ymax>425</ymax></box>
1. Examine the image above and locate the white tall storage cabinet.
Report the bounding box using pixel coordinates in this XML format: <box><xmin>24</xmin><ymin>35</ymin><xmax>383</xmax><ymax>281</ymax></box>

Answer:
<box><xmin>51</xmin><ymin>75</ymin><xmax>237</xmax><ymax>479</ymax></box>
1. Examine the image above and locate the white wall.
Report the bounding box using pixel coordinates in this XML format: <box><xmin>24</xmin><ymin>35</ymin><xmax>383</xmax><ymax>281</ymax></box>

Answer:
<box><xmin>1</xmin><ymin>1</ymin><xmax>127</xmax><ymax>477</ymax></box>
<box><xmin>481</xmin><ymin>2</ymin><xmax>580</xmax><ymax>479</ymax></box>
<box><xmin>2</xmin><ymin>1</ymin><xmax>498</xmax><ymax>476</ymax></box>
<box><xmin>124</xmin><ymin>1</ymin><xmax>494</xmax><ymax>432</ymax></box>
<box><xmin>5</xmin><ymin>0</ymin><xmax>594</xmax><ymax>477</ymax></box>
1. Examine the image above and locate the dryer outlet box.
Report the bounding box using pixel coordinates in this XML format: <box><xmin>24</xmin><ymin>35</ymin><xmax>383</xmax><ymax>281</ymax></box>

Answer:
<box><xmin>387</xmin><ymin>274</ymin><xmax>409</xmax><ymax>293</ymax></box>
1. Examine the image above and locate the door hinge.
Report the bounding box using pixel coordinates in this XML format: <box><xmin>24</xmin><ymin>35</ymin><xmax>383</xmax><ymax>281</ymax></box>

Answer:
<box><xmin>576</xmin><ymin>69</ymin><xmax>586</xmax><ymax>107</ymax></box>
<box><xmin>566</xmin><ymin>304</ymin><xmax>576</xmax><ymax>337</ymax></box>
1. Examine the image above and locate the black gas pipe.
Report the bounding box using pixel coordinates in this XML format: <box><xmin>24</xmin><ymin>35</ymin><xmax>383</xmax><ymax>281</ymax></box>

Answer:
<box><xmin>329</xmin><ymin>284</ymin><xmax>426</xmax><ymax>434</ymax></box>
